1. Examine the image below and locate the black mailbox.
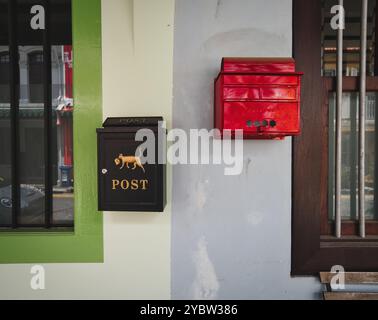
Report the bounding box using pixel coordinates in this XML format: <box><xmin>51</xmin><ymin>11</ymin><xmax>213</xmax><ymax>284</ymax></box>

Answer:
<box><xmin>97</xmin><ymin>117</ymin><xmax>166</xmax><ymax>212</ymax></box>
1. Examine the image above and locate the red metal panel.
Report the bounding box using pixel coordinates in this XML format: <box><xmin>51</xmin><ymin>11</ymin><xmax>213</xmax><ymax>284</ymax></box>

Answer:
<box><xmin>223</xmin><ymin>75</ymin><xmax>299</xmax><ymax>85</ymax></box>
<box><xmin>214</xmin><ymin>57</ymin><xmax>303</xmax><ymax>139</ymax></box>
<box><xmin>260</xmin><ymin>87</ymin><xmax>297</xmax><ymax>100</ymax></box>
<box><xmin>223</xmin><ymin>87</ymin><xmax>260</xmax><ymax>100</ymax></box>
<box><xmin>223</xmin><ymin>102</ymin><xmax>299</xmax><ymax>132</ymax></box>
<box><xmin>222</xmin><ymin>57</ymin><xmax>295</xmax><ymax>73</ymax></box>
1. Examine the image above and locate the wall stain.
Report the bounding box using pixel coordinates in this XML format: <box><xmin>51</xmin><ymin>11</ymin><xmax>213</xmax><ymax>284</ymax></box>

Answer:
<box><xmin>194</xmin><ymin>180</ymin><xmax>209</xmax><ymax>211</ymax></box>
<box><xmin>245</xmin><ymin>157</ymin><xmax>252</xmax><ymax>175</ymax></box>
<box><xmin>215</xmin><ymin>0</ymin><xmax>224</xmax><ymax>19</ymax></box>
<box><xmin>192</xmin><ymin>237</ymin><xmax>220</xmax><ymax>299</ymax></box>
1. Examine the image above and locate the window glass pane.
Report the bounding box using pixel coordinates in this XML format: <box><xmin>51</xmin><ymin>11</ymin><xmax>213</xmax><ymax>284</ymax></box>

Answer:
<box><xmin>0</xmin><ymin>52</ymin><xmax>10</xmax><ymax>103</ymax></box>
<box><xmin>51</xmin><ymin>1</ymin><xmax>73</xmax><ymax>226</ymax></box>
<box><xmin>1</xmin><ymin>0</ymin><xmax>73</xmax><ymax>228</ymax></box>
<box><xmin>16</xmin><ymin>0</ymin><xmax>46</xmax><ymax>226</ymax></box>
<box><xmin>329</xmin><ymin>92</ymin><xmax>378</xmax><ymax>221</ymax></box>
<box><xmin>0</xmin><ymin>0</ymin><xmax>11</xmax><ymax>226</ymax></box>
<box><xmin>28</xmin><ymin>51</ymin><xmax>44</xmax><ymax>103</ymax></box>
<box><xmin>52</xmin><ymin>45</ymin><xmax>74</xmax><ymax>225</ymax></box>
<box><xmin>18</xmin><ymin>44</ymin><xmax>45</xmax><ymax>225</ymax></box>
<box><xmin>322</xmin><ymin>0</ymin><xmax>377</xmax><ymax>76</ymax></box>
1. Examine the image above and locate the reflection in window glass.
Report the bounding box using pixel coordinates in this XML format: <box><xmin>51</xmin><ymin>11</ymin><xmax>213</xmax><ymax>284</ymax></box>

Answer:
<box><xmin>52</xmin><ymin>45</ymin><xmax>74</xmax><ymax>225</ymax></box>
<box><xmin>28</xmin><ymin>51</ymin><xmax>44</xmax><ymax>103</ymax></box>
<box><xmin>0</xmin><ymin>52</ymin><xmax>10</xmax><ymax>103</ymax></box>
<box><xmin>16</xmin><ymin>44</ymin><xmax>74</xmax><ymax>226</ymax></box>
<box><xmin>321</xmin><ymin>0</ymin><xmax>377</xmax><ymax>76</ymax></box>
<box><xmin>329</xmin><ymin>92</ymin><xmax>378</xmax><ymax>221</ymax></box>
<box><xmin>18</xmin><ymin>45</ymin><xmax>45</xmax><ymax>225</ymax></box>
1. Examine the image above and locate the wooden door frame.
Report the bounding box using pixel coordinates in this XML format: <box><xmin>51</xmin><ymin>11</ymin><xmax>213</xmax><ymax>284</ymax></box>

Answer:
<box><xmin>292</xmin><ymin>0</ymin><xmax>378</xmax><ymax>275</ymax></box>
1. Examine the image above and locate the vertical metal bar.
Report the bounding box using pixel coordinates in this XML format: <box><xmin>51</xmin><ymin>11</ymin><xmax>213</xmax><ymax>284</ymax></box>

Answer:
<box><xmin>350</xmin><ymin>95</ymin><xmax>357</xmax><ymax>220</ymax></box>
<box><xmin>375</xmin><ymin>97</ymin><xmax>378</xmax><ymax>220</ymax></box>
<box><xmin>374</xmin><ymin>1</ymin><xmax>378</xmax><ymax>221</ymax></box>
<box><xmin>359</xmin><ymin>0</ymin><xmax>368</xmax><ymax>238</ymax></box>
<box><xmin>335</xmin><ymin>0</ymin><xmax>344</xmax><ymax>238</ymax></box>
<box><xmin>329</xmin><ymin>95</ymin><xmax>336</xmax><ymax>222</ymax></box>
<box><xmin>321</xmin><ymin>0</ymin><xmax>325</xmax><ymax>76</ymax></box>
<box><xmin>43</xmin><ymin>0</ymin><xmax>52</xmax><ymax>228</ymax></box>
<box><xmin>8</xmin><ymin>0</ymin><xmax>20</xmax><ymax>229</ymax></box>
<box><xmin>375</xmin><ymin>2</ymin><xmax>378</xmax><ymax>75</ymax></box>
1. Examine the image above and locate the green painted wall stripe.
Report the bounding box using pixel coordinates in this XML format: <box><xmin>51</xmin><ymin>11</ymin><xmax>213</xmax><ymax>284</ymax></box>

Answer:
<box><xmin>0</xmin><ymin>0</ymin><xmax>103</xmax><ymax>264</ymax></box>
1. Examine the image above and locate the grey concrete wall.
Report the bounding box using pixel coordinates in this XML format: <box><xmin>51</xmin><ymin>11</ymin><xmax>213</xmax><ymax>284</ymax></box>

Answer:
<box><xmin>172</xmin><ymin>0</ymin><xmax>321</xmax><ymax>299</ymax></box>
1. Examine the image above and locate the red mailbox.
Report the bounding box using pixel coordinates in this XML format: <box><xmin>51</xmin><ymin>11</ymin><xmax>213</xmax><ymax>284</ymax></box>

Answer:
<box><xmin>214</xmin><ymin>58</ymin><xmax>303</xmax><ymax>139</ymax></box>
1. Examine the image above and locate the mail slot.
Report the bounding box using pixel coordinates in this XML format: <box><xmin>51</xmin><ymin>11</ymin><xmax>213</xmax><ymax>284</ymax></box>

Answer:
<box><xmin>97</xmin><ymin>117</ymin><xmax>166</xmax><ymax>212</ymax></box>
<box><xmin>214</xmin><ymin>58</ymin><xmax>303</xmax><ymax>139</ymax></box>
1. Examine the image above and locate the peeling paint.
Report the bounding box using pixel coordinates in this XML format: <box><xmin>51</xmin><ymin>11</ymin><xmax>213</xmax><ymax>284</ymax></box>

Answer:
<box><xmin>192</xmin><ymin>237</ymin><xmax>220</xmax><ymax>299</ymax></box>
<box><xmin>194</xmin><ymin>180</ymin><xmax>209</xmax><ymax>211</ymax></box>
<box><xmin>245</xmin><ymin>157</ymin><xmax>252</xmax><ymax>175</ymax></box>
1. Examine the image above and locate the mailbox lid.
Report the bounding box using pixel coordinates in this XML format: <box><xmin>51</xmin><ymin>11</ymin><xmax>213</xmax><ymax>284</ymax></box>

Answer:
<box><xmin>221</xmin><ymin>57</ymin><xmax>297</xmax><ymax>74</ymax></box>
<box><xmin>102</xmin><ymin>116</ymin><xmax>163</xmax><ymax>128</ymax></box>
<box><xmin>97</xmin><ymin>117</ymin><xmax>164</xmax><ymax>134</ymax></box>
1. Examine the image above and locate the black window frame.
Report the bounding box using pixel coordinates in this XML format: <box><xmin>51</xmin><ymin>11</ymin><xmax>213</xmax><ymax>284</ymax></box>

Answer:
<box><xmin>1</xmin><ymin>0</ymin><xmax>73</xmax><ymax>230</ymax></box>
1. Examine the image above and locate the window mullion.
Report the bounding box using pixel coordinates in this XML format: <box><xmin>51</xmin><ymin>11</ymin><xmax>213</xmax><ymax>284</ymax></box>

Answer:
<box><xmin>43</xmin><ymin>0</ymin><xmax>52</xmax><ymax>228</ymax></box>
<box><xmin>8</xmin><ymin>0</ymin><xmax>20</xmax><ymax>229</ymax></box>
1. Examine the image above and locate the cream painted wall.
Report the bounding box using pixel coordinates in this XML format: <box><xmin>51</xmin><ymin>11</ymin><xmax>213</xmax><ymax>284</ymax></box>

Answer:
<box><xmin>100</xmin><ymin>0</ymin><xmax>174</xmax><ymax>299</ymax></box>
<box><xmin>0</xmin><ymin>0</ymin><xmax>174</xmax><ymax>299</ymax></box>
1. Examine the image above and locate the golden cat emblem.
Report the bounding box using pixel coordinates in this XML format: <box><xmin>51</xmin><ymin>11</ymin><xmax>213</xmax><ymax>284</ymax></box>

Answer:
<box><xmin>114</xmin><ymin>150</ymin><xmax>145</xmax><ymax>173</ymax></box>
